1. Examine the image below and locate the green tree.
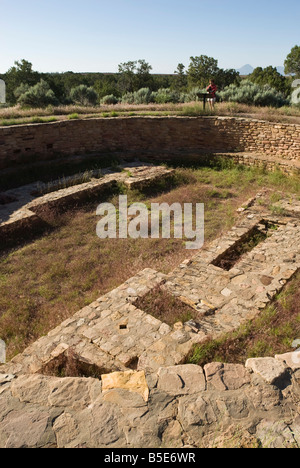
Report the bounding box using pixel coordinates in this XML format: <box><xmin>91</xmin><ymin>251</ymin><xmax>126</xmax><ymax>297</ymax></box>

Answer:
<box><xmin>284</xmin><ymin>45</ymin><xmax>300</xmax><ymax>77</ymax></box>
<box><xmin>250</xmin><ymin>66</ymin><xmax>290</xmax><ymax>96</ymax></box>
<box><xmin>4</xmin><ymin>59</ymin><xmax>40</xmax><ymax>104</ymax></box>
<box><xmin>94</xmin><ymin>76</ymin><xmax>120</xmax><ymax>99</ymax></box>
<box><xmin>215</xmin><ymin>68</ymin><xmax>240</xmax><ymax>90</ymax></box>
<box><xmin>187</xmin><ymin>55</ymin><xmax>219</xmax><ymax>88</ymax></box>
<box><xmin>173</xmin><ymin>63</ymin><xmax>188</xmax><ymax>91</ymax></box>
<box><xmin>118</xmin><ymin>60</ymin><xmax>153</xmax><ymax>92</ymax></box>
<box><xmin>118</xmin><ymin>61</ymin><xmax>138</xmax><ymax>93</ymax></box>
<box><xmin>136</xmin><ymin>60</ymin><xmax>153</xmax><ymax>89</ymax></box>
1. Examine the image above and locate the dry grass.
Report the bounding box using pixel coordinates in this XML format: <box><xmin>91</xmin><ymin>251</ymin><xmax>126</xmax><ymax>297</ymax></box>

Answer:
<box><xmin>134</xmin><ymin>285</ymin><xmax>198</xmax><ymax>326</ymax></box>
<box><xmin>0</xmin><ymin>102</ymin><xmax>299</xmax><ymax>125</ymax></box>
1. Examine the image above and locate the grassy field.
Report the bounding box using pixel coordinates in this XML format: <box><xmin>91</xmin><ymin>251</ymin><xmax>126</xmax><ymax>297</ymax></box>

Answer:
<box><xmin>0</xmin><ymin>164</ymin><xmax>299</xmax><ymax>360</ymax></box>
<box><xmin>0</xmin><ymin>102</ymin><xmax>300</xmax><ymax>126</ymax></box>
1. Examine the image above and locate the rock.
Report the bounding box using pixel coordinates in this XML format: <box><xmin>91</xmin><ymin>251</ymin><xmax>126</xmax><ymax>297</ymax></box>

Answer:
<box><xmin>201</xmin><ymin>424</ymin><xmax>260</xmax><ymax>448</ymax></box>
<box><xmin>204</xmin><ymin>363</ymin><xmax>251</xmax><ymax>391</ymax></box>
<box><xmin>161</xmin><ymin>420</ymin><xmax>184</xmax><ymax>448</ymax></box>
<box><xmin>245</xmin><ymin>357</ymin><xmax>288</xmax><ymax>386</ymax></box>
<box><xmin>0</xmin><ymin>409</ymin><xmax>56</xmax><ymax>448</ymax></box>
<box><xmin>256</xmin><ymin>420</ymin><xmax>297</xmax><ymax>448</ymax></box>
<box><xmin>170</xmin><ymin>330</ymin><xmax>190</xmax><ymax>344</ymax></box>
<box><xmin>101</xmin><ymin>370</ymin><xmax>149</xmax><ymax>402</ymax></box>
<box><xmin>260</xmin><ymin>275</ymin><xmax>273</xmax><ymax>286</ymax></box>
<box><xmin>216</xmin><ymin>394</ymin><xmax>250</xmax><ymax>420</ymax></box>
<box><xmin>159</xmin><ymin>323</ymin><xmax>172</xmax><ymax>335</ymax></box>
<box><xmin>11</xmin><ymin>374</ymin><xmax>51</xmax><ymax>406</ymax></box>
<box><xmin>53</xmin><ymin>412</ymin><xmax>80</xmax><ymax>448</ymax></box>
<box><xmin>290</xmin><ymin>416</ymin><xmax>300</xmax><ymax>447</ymax></box>
<box><xmin>76</xmin><ymin>402</ymin><xmax>125</xmax><ymax>448</ymax></box>
<box><xmin>275</xmin><ymin>351</ymin><xmax>300</xmax><ymax>371</ymax></box>
<box><xmin>245</xmin><ymin>376</ymin><xmax>282</xmax><ymax>411</ymax></box>
<box><xmin>177</xmin><ymin>394</ymin><xmax>217</xmax><ymax>432</ymax></box>
<box><xmin>102</xmin><ymin>388</ymin><xmax>147</xmax><ymax>408</ymax></box>
<box><xmin>127</xmin><ymin>288</ymin><xmax>137</xmax><ymax>297</ymax></box>
<box><xmin>157</xmin><ymin>364</ymin><xmax>206</xmax><ymax>395</ymax></box>
<box><xmin>0</xmin><ymin>374</ymin><xmax>14</xmax><ymax>385</ymax></box>
<box><xmin>272</xmin><ymin>266</ymin><xmax>281</xmax><ymax>276</ymax></box>
<box><xmin>48</xmin><ymin>377</ymin><xmax>102</xmax><ymax>410</ymax></box>
<box><xmin>291</xmin><ymin>369</ymin><xmax>300</xmax><ymax>400</ymax></box>
<box><xmin>221</xmin><ymin>288</ymin><xmax>232</xmax><ymax>297</ymax></box>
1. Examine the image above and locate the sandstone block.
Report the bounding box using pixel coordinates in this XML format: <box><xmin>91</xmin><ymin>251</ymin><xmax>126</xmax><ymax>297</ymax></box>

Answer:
<box><xmin>157</xmin><ymin>364</ymin><xmax>206</xmax><ymax>395</ymax></box>
<box><xmin>204</xmin><ymin>362</ymin><xmax>251</xmax><ymax>391</ymax></box>
<box><xmin>275</xmin><ymin>351</ymin><xmax>300</xmax><ymax>371</ymax></box>
<box><xmin>101</xmin><ymin>370</ymin><xmax>149</xmax><ymax>402</ymax></box>
<box><xmin>246</xmin><ymin>357</ymin><xmax>288</xmax><ymax>386</ymax></box>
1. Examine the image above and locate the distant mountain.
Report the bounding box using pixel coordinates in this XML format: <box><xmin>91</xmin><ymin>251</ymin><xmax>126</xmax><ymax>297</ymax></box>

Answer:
<box><xmin>237</xmin><ymin>64</ymin><xmax>254</xmax><ymax>75</ymax></box>
<box><xmin>237</xmin><ymin>64</ymin><xmax>286</xmax><ymax>76</ymax></box>
<box><xmin>276</xmin><ymin>66</ymin><xmax>285</xmax><ymax>76</ymax></box>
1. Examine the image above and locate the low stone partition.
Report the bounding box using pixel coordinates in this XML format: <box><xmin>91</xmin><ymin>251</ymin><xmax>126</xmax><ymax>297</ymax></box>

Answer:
<box><xmin>0</xmin><ymin>116</ymin><xmax>299</xmax><ymax>171</ymax></box>
<box><xmin>0</xmin><ymin>164</ymin><xmax>175</xmax><ymax>249</ymax></box>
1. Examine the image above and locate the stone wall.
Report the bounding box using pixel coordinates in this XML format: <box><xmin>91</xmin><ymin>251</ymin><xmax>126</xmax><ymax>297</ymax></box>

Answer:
<box><xmin>1</xmin><ymin>357</ymin><xmax>300</xmax><ymax>448</ymax></box>
<box><xmin>0</xmin><ymin>116</ymin><xmax>299</xmax><ymax>170</ymax></box>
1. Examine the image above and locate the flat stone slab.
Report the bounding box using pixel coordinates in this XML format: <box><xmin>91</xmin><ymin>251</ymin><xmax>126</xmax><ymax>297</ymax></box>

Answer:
<box><xmin>275</xmin><ymin>352</ymin><xmax>300</xmax><ymax>371</ymax></box>
<box><xmin>101</xmin><ymin>370</ymin><xmax>149</xmax><ymax>402</ymax></box>
<box><xmin>157</xmin><ymin>364</ymin><xmax>206</xmax><ymax>395</ymax></box>
<box><xmin>204</xmin><ymin>362</ymin><xmax>251</xmax><ymax>391</ymax></box>
<box><xmin>245</xmin><ymin>357</ymin><xmax>288</xmax><ymax>386</ymax></box>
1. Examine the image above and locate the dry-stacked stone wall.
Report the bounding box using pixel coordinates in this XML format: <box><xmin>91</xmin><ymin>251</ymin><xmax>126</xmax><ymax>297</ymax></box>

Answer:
<box><xmin>0</xmin><ymin>116</ymin><xmax>299</xmax><ymax>171</ymax></box>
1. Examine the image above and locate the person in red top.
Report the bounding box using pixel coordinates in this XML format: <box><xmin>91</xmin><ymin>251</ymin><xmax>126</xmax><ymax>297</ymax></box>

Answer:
<box><xmin>206</xmin><ymin>79</ymin><xmax>218</xmax><ymax>109</ymax></box>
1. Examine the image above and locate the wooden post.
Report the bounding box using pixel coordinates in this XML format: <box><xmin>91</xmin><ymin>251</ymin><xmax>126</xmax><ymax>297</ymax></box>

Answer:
<box><xmin>196</xmin><ymin>93</ymin><xmax>211</xmax><ymax>110</ymax></box>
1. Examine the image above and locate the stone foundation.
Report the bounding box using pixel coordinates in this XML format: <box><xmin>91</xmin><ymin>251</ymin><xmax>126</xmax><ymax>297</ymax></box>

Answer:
<box><xmin>1</xmin><ymin>191</ymin><xmax>300</xmax><ymax>448</ymax></box>
<box><xmin>0</xmin><ymin>164</ymin><xmax>175</xmax><ymax>248</ymax></box>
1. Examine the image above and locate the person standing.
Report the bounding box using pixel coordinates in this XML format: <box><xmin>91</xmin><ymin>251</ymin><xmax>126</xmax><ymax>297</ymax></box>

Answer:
<box><xmin>206</xmin><ymin>79</ymin><xmax>218</xmax><ymax>109</ymax></box>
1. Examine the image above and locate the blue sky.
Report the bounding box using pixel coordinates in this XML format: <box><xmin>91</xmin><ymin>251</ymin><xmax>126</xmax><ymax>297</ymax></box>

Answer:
<box><xmin>1</xmin><ymin>0</ymin><xmax>299</xmax><ymax>74</ymax></box>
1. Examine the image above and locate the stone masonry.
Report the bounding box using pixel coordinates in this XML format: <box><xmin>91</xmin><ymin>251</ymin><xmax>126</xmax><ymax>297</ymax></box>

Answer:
<box><xmin>0</xmin><ymin>163</ymin><xmax>175</xmax><ymax>246</ymax></box>
<box><xmin>0</xmin><ymin>189</ymin><xmax>300</xmax><ymax>447</ymax></box>
<box><xmin>0</xmin><ymin>117</ymin><xmax>299</xmax><ymax>171</ymax></box>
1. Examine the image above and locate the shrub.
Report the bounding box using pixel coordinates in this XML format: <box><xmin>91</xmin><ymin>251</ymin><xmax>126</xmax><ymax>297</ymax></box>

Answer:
<box><xmin>14</xmin><ymin>83</ymin><xmax>30</xmax><ymax>99</ymax></box>
<box><xmin>253</xmin><ymin>86</ymin><xmax>290</xmax><ymax>107</ymax></box>
<box><xmin>121</xmin><ymin>88</ymin><xmax>154</xmax><ymax>104</ymax></box>
<box><xmin>152</xmin><ymin>88</ymin><xmax>181</xmax><ymax>104</ymax></box>
<box><xmin>17</xmin><ymin>80</ymin><xmax>59</xmax><ymax>108</ymax></box>
<box><xmin>121</xmin><ymin>92</ymin><xmax>135</xmax><ymax>104</ymax></box>
<box><xmin>219</xmin><ymin>80</ymin><xmax>289</xmax><ymax>107</ymax></box>
<box><xmin>101</xmin><ymin>94</ymin><xmax>119</xmax><ymax>105</ymax></box>
<box><xmin>70</xmin><ymin>85</ymin><xmax>98</xmax><ymax>106</ymax></box>
<box><xmin>181</xmin><ymin>87</ymin><xmax>207</xmax><ymax>103</ymax></box>
<box><xmin>133</xmin><ymin>87</ymin><xmax>153</xmax><ymax>104</ymax></box>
